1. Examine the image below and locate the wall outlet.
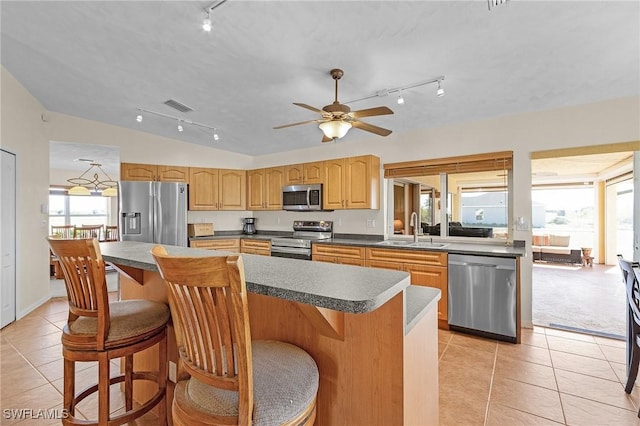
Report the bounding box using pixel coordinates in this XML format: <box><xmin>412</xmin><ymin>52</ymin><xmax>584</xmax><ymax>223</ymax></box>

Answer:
<box><xmin>169</xmin><ymin>361</ymin><xmax>177</xmax><ymax>383</ymax></box>
<box><xmin>366</xmin><ymin>219</ymin><xmax>375</xmax><ymax>228</ymax></box>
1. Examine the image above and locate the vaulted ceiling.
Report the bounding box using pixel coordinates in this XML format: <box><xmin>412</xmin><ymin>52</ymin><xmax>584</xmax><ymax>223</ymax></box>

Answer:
<box><xmin>2</xmin><ymin>1</ymin><xmax>639</xmax><ymax>158</ymax></box>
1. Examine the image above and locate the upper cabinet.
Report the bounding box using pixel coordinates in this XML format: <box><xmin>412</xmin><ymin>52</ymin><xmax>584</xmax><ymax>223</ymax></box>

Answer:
<box><xmin>323</xmin><ymin>155</ymin><xmax>380</xmax><ymax>210</ymax></box>
<box><xmin>284</xmin><ymin>161</ymin><xmax>324</xmax><ymax>185</ymax></box>
<box><xmin>121</xmin><ymin>163</ymin><xmax>188</xmax><ymax>182</ymax></box>
<box><xmin>247</xmin><ymin>167</ymin><xmax>284</xmax><ymax>210</ymax></box>
<box><xmin>189</xmin><ymin>168</ymin><xmax>246</xmax><ymax>211</ymax></box>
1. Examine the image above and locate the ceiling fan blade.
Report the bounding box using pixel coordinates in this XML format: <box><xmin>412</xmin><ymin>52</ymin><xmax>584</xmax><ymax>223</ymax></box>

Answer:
<box><xmin>273</xmin><ymin>119</ymin><xmax>319</xmax><ymax>130</ymax></box>
<box><xmin>321</xmin><ymin>134</ymin><xmax>333</xmax><ymax>143</ymax></box>
<box><xmin>351</xmin><ymin>120</ymin><xmax>392</xmax><ymax>137</ymax></box>
<box><xmin>293</xmin><ymin>103</ymin><xmax>323</xmax><ymax>113</ymax></box>
<box><xmin>349</xmin><ymin>106</ymin><xmax>394</xmax><ymax>119</ymax></box>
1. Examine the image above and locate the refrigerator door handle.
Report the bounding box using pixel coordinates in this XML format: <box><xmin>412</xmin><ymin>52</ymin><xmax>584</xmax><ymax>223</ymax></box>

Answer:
<box><xmin>154</xmin><ymin>183</ymin><xmax>162</xmax><ymax>244</ymax></box>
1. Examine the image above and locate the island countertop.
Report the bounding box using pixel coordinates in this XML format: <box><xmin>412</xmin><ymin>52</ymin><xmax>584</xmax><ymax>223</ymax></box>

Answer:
<box><xmin>100</xmin><ymin>241</ymin><xmax>414</xmax><ymax>315</ymax></box>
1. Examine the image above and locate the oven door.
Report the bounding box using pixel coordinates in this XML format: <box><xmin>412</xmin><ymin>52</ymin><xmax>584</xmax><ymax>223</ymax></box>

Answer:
<box><xmin>270</xmin><ymin>246</ymin><xmax>311</xmax><ymax>261</ymax></box>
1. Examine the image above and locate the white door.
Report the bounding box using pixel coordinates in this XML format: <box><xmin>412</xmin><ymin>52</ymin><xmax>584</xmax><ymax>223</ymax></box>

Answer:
<box><xmin>1</xmin><ymin>149</ymin><xmax>17</xmax><ymax>328</ymax></box>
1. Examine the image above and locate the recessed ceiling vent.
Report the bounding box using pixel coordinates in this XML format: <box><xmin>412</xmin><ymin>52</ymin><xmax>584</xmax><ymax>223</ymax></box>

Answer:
<box><xmin>163</xmin><ymin>99</ymin><xmax>193</xmax><ymax>113</ymax></box>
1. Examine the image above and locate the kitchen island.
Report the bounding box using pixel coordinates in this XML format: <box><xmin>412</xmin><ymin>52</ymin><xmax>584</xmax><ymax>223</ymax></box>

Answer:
<box><xmin>100</xmin><ymin>241</ymin><xmax>441</xmax><ymax>426</ymax></box>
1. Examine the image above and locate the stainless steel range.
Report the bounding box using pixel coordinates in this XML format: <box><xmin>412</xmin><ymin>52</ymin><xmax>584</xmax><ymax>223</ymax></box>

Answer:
<box><xmin>270</xmin><ymin>221</ymin><xmax>333</xmax><ymax>260</ymax></box>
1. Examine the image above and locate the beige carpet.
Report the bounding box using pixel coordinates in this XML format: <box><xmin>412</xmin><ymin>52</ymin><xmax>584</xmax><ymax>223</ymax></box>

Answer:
<box><xmin>532</xmin><ymin>262</ymin><xmax>626</xmax><ymax>339</ymax></box>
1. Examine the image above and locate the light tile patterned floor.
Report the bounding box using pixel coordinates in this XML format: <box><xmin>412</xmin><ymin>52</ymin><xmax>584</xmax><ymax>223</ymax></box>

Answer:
<box><xmin>2</xmin><ymin>297</ymin><xmax>640</xmax><ymax>425</ymax></box>
<box><xmin>439</xmin><ymin>327</ymin><xmax>640</xmax><ymax>425</ymax></box>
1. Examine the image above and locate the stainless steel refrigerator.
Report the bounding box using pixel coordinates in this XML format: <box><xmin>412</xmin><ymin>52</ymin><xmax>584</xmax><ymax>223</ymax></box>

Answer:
<box><xmin>118</xmin><ymin>181</ymin><xmax>188</xmax><ymax>247</ymax></box>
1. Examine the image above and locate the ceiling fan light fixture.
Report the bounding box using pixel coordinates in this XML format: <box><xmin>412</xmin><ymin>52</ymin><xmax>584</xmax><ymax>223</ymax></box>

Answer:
<box><xmin>319</xmin><ymin>120</ymin><xmax>352</xmax><ymax>140</ymax></box>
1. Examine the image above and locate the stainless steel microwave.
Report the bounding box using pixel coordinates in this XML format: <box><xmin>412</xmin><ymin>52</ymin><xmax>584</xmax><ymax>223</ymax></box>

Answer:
<box><xmin>282</xmin><ymin>184</ymin><xmax>323</xmax><ymax>211</ymax></box>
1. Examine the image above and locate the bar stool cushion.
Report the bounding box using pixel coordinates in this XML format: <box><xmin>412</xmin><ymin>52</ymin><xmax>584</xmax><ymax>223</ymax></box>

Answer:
<box><xmin>184</xmin><ymin>340</ymin><xmax>319</xmax><ymax>424</ymax></box>
<box><xmin>69</xmin><ymin>300</ymin><xmax>170</xmax><ymax>342</ymax></box>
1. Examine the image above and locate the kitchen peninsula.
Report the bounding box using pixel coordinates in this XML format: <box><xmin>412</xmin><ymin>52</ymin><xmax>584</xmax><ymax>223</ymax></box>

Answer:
<box><xmin>100</xmin><ymin>241</ymin><xmax>441</xmax><ymax>426</ymax></box>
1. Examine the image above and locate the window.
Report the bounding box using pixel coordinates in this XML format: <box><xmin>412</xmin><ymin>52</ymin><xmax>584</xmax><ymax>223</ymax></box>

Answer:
<box><xmin>384</xmin><ymin>151</ymin><xmax>512</xmax><ymax>239</ymax></box>
<box><xmin>48</xmin><ymin>189</ymin><xmax>110</xmax><ymax>231</ymax></box>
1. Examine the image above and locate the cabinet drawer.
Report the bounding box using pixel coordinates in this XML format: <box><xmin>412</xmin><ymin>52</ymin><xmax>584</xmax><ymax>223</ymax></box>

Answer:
<box><xmin>240</xmin><ymin>248</ymin><xmax>271</xmax><ymax>256</ymax></box>
<box><xmin>366</xmin><ymin>248</ymin><xmax>447</xmax><ymax>266</ymax></box>
<box><xmin>190</xmin><ymin>239</ymin><xmax>240</xmax><ymax>251</ymax></box>
<box><xmin>365</xmin><ymin>260</ymin><xmax>404</xmax><ymax>271</ymax></box>
<box><xmin>312</xmin><ymin>244</ymin><xmax>365</xmax><ymax>259</ymax></box>
<box><xmin>241</xmin><ymin>239</ymin><xmax>271</xmax><ymax>250</ymax></box>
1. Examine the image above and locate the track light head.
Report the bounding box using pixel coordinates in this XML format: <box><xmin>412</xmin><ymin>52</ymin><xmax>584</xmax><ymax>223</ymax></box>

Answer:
<box><xmin>202</xmin><ymin>17</ymin><xmax>212</xmax><ymax>32</ymax></box>
<box><xmin>397</xmin><ymin>94</ymin><xmax>405</xmax><ymax>105</ymax></box>
<box><xmin>213</xmin><ymin>129</ymin><xmax>220</xmax><ymax>141</ymax></box>
<box><xmin>136</xmin><ymin>114</ymin><xmax>143</xmax><ymax>123</ymax></box>
<box><xmin>436</xmin><ymin>80</ymin><xmax>445</xmax><ymax>97</ymax></box>
<box><xmin>177</xmin><ymin>121</ymin><xmax>184</xmax><ymax>132</ymax></box>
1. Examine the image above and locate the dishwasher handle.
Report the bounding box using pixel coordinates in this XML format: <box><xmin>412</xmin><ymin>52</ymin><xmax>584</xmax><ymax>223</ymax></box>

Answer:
<box><xmin>448</xmin><ymin>260</ymin><xmax>515</xmax><ymax>270</ymax></box>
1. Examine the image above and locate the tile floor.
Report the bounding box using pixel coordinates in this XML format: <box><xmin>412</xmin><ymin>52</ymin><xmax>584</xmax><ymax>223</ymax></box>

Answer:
<box><xmin>2</xmin><ymin>296</ymin><xmax>640</xmax><ymax>425</ymax></box>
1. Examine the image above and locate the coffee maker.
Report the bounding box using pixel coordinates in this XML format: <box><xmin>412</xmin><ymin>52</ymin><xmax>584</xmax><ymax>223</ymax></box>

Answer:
<box><xmin>242</xmin><ymin>217</ymin><xmax>257</xmax><ymax>234</ymax></box>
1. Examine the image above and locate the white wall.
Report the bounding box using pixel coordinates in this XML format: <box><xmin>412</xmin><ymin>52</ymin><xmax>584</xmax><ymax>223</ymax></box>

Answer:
<box><xmin>0</xmin><ymin>67</ymin><xmax>51</xmax><ymax>317</ymax></box>
<box><xmin>4</xmin><ymin>64</ymin><xmax>639</xmax><ymax>327</ymax></box>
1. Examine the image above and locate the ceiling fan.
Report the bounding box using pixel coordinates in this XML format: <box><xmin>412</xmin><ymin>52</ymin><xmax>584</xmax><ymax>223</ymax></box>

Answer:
<box><xmin>273</xmin><ymin>68</ymin><xmax>394</xmax><ymax>143</ymax></box>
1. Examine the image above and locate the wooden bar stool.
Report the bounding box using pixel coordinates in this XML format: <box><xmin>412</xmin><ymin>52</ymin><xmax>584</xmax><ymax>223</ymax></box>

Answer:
<box><xmin>74</xmin><ymin>225</ymin><xmax>103</xmax><ymax>240</ymax></box>
<box><xmin>48</xmin><ymin>237</ymin><xmax>170</xmax><ymax>426</ymax></box>
<box><xmin>152</xmin><ymin>246</ymin><xmax>319</xmax><ymax>426</ymax></box>
<box><xmin>104</xmin><ymin>225</ymin><xmax>119</xmax><ymax>242</ymax></box>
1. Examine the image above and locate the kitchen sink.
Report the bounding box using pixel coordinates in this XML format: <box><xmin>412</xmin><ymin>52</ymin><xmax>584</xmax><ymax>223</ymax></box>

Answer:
<box><xmin>375</xmin><ymin>240</ymin><xmax>412</xmax><ymax>246</ymax></box>
<box><xmin>375</xmin><ymin>240</ymin><xmax>449</xmax><ymax>248</ymax></box>
<box><xmin>408</xmin><ymin>242</ymin><xmax>449</xmax><ymax>248</ymax></box>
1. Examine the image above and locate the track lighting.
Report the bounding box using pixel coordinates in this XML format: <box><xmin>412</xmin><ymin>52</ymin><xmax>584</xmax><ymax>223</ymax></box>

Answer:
<box><xmin>202</xmin><ymin>1</ymin><xmax>227</xmax><ymax>32</ymax></box>
<box><xmin>135</xmin><ymin>108</ymin><xmax>221</xmax><ymax>137</ymax></box>
<box><xmin>345</xmin><ymin>75</ymin><xmax>446</xmax><ymax>105</ymax></box>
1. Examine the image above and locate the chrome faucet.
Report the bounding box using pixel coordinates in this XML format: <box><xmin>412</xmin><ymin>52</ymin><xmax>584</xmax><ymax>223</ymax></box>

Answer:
<box><xmin>410</xmin><ymin>212</ymin><xmax>419</xmax><ymax>243</ymax></box>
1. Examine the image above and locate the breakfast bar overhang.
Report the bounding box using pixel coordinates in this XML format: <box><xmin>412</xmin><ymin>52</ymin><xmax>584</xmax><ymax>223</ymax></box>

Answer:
<box><xmin>100</xmin><ymin>241</ymin><xmax>441</xmax><ymax>425</ymax></box>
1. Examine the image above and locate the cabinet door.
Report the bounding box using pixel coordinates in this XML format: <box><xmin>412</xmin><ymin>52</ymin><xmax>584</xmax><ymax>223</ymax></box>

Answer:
<box><xmin>218</xmin><ymin>169</ymin><xmax>246</xmax><ymax>210</ymax></box>
<box><xmin>265</xmin><ymin>167</ymin><xmax>284</xmax><ymax>210</ymax></box>
<box><xmin>189</xmin><ymin>168</ymin><xmax>218</xmax><ymax>210</ymax></box>
<box><xmin>303</xmin><ymin>161</ymin><xmax>324</xmax><ymax>184</ymax></box>
<box><xmin>323</xmin><ymin>159</ymin><xmax>346</xmax><ymax>210</ymax></box>
<box><xmin>157</xmin><ymin>165</ymin><xmax>189</xmax><ymax>182</ymax></box>
<box><xmin>404</xmin><ymin>263</ymin><xmax>448</xmax><ymax>323</ymax></box>
<box><xmin>120</xmin><ymin>163</ymin><xmax>157</xmax><ymax>181</ymax></box>
<box><xmin>346</xmin><ymin>155</ymin><xmax>379</xmax><ymax>209</ymax></box>
<box><xmin>247</xmin><ymin>169</ymin><xmax>266</xmax><ymax>210</ymax></box>
<box><xmin>337</xmin><ymin>257</ymin><xmax>365</xmax><ymax>267</ymax></box>
<box><xmin>284</xmin><ymin>164</ymin><xmax>304</xmax><ymax>185</ymax></box>
<box><xmin>313</xmin><ymin>254</ymin><xmax>337</xmax><ymax>263</ymax></box>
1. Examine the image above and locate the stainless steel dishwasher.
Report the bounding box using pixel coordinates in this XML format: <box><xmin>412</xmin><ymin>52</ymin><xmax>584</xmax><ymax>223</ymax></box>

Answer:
<box><xmin>448</xmin><ymin>254</ymin><xmax>517</xmax><ymax>342</ymax></box>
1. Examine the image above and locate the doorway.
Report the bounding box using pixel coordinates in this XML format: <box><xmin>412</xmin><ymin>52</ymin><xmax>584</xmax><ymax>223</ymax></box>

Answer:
<box><xmin>1</xmin><ymin>149</ymin><xmax>17</xmax><ymax>328</ymax></box>
<box><xmin>531</xmin><ymin>145</ymin><xmax>638</xmax><ymax>339</ymax></box>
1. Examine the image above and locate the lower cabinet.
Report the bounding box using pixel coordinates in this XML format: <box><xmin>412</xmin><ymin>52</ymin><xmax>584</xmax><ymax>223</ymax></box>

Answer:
<box><xmin>189</xmin><ymin>239</ymin><xmax>240</xmax><ymax>253</ymax></box>
<box><xmin>240</xmin><ymin>239</ymin><xmax>271</xmax><ymax>256</ymax></box>
<box><xmin>366</xmin><ymin>248</ymin><xmax>448</xmax><ymax>327</ymax></box>
<box><xmin>312</xmin><ymin>244</ymin><xmax>365</xmax><ymax>266</ymax></box>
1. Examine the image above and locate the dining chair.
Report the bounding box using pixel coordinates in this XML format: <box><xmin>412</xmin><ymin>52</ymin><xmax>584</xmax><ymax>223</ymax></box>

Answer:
<box><xmin>76</xmin><ymin>224</ymin><xmax>103</xmax><ymax>240</ymax></box>
<box><xmin>104</xmin><ymin>225</ymin><xmax>119</xmax><ymax>242</ymax></box>
<box><xmin>48</xmin><ymin>237</ymin><xmax>170</xmax><ymax>426</ymax></box>
<box><xmin>151</xmin><ymin>245</ymin><xmax>319</xmax><ymax>426</ymax></box>
<box><xmin>617</xmin><ymin>254</ymin><xmax>640</xmax><ymax>418</ymax></box>
<box><xmin>51</xmin><ymin>225</ymin><xmax>75</xmax><ymax>239</ymax></box>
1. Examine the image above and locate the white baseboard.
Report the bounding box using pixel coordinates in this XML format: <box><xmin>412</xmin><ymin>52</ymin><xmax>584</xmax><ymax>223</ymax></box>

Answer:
<box><xmin>16</xmin><ymin>294</ymin><xmax>51</xmax><ymax>320</ymax></box>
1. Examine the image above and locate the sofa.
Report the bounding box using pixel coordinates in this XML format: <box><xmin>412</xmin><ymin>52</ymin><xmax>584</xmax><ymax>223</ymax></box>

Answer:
<box><xmin>532</xmin><ymin>234</ymin><xmax>582</xmax><ymax>264</ymax></box>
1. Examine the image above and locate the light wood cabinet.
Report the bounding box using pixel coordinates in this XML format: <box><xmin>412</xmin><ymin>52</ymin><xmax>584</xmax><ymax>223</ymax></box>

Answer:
<box><xmin>312</xmin><ymin>244</ymin><xmax>365</xmax><ymax>266</ymax></box>
<box><xmin>121</xmin><ymin>163</ymin><xmax>188</xmax><ymax>182</ymax></box>
<box><xmin>189</xmin><ymin>168</ymin><xmax>246</xmax><ymax>211</ymax></box>
<box><xmin>285</xmin><ymin>162</ymin><xmax>325</xmax><ymax>185</ymax></box>
<box><xmin>189</xmin><ymin>239</ymin><xmax>240</xmax><ymax>252</ymax></box>
<box><xmin>157</xmin><ymin>165</ymin><xmax>189</xmax><ymax>182</ymax></box>
<box><xmin>240</xmin><ymin>239</ymin><xmax>271</xmax><ymax>256</ymax></box>
<box><xmin>366</xmin><ymin>247</ymin><xmax>448</xmax><ymax>327</ymax></box>
<box><xmin>247</xmin><ymin>167</ymin><xmax>284</xmax><ymax>210</ymax></box>
<box><xmin>323</xmin><ymin>155</ymin><xmax>380</xmax><ymax>210</ymax></box>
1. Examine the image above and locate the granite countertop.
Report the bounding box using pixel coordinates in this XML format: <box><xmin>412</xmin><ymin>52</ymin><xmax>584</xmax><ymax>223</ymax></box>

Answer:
<box><xmin>99</xmin><ymin>241</ymin><xmax>417</xmax><ymax>316</ymax></box>
<box><xmin>190</xmin><ymin>233</ymin><xmax>526</xmax><ymax>258</ymax></box>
